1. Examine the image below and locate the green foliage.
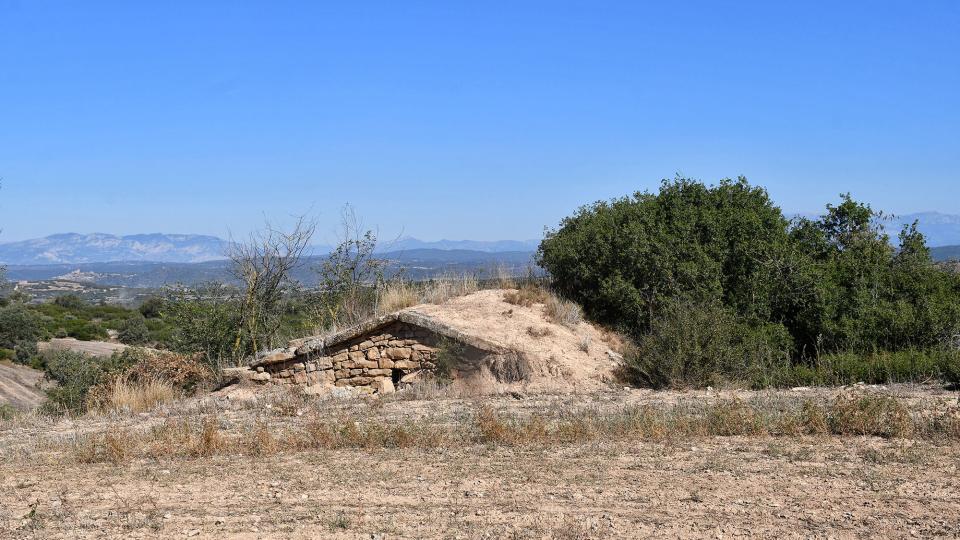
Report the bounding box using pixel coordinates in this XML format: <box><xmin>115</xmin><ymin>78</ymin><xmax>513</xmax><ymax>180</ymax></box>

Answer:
<box><xmin>118</xmin><ymin>316</ymin><xmax>150</xmax><ymax>345</ymax></box>
<box><xmin>315</xmin><ymin>228</ymin><xmax>386</xmax><ymax>327</ymax></box>
<box><xmin>15</xmin><ymin>341</ymin><xmax>39</xmax><ymax>366</ymax></box>
<box><xmin>0</xmin><ymin>304</ymin><xmax>43</xmax><ymax>350</ymax></box>
<box><xmin>540</xmin><ymin>177</ymin><xmax>960</xmax><ymax>388</ymax></box>
<box><xmin>41</xmin><ymin>349</ymin><xmax>136</xmax><ymax>414</ymax></box>
<box><xmin>163</xmin><ymin>282</ymin><xmax>244</xmax><ymax>374</ymax></box>
<box><xmin>28</xmin><ymin>296</ymin><xmax>174</xmax><ymax>345</ymax></box>
<box><xmin>538</xmin><ymin>177</ymin><xmax>796</xmax><ymax>333</ymax></box>
<box><xmin>625</xmin><ymin>300</ymin><xmax>792</xmax><ymax>389</ymax></box>
<box><xmin>138</xmin><ymin>296</ymin><xmax>164</xmax><ymax>318</ymax></box>
<box><xmin>53</xmin><ymin>294</ymin><xmax>85</xmax><ymax>310</ymax></box>
<box><xmin>774</xmin><ymin>349</ymin><xmax>960</xmax><ymax>387</ymax></box>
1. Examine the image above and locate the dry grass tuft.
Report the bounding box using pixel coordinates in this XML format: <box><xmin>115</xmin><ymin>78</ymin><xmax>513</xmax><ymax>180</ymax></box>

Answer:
<box><xmin>378</xmin><ymin>280</ymin><xmax>421</xmax><ymax>313</ymax></box>
<box><xmin>63</xmin><ymin>392</ymin><xmax>959</xmax><ymax>464</ymax></box>
<box><xmin>421</xmin><ymin>274</ymin><xmax>479</xmax><ymax>304</ymax></box>
<box><xmin>544</xmin><ymin>294</ymin><xmax>583</xmax><ymax>328</ymax></box>
<box><xmin>526</xmin><ymin>326</ymin><xmax>553</xmax><ymax>338</ymax></box>
<box><xmin>92</xmin><ymin>377</ymin><xmax>176</xmax><ymax>414</ymax></box>
<box><xmin>827</xmin><ymin>392</ymin><xmax>913</xmax><ymax>438</ymax></box>
<box><xmin>503</xmin><ymin>285</ymin><xmax>548</xmax><ymax>307</ymax></box>
<box><xmin>492</xmin><ymin>265</ymin><xmax>517</xmax><ymax>289</ymax></box>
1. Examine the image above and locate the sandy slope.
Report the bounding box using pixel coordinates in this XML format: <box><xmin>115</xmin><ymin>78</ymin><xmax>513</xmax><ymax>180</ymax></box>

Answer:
<box><xmin>0</xmin><ymin>360</ymin><xmax>45</xmax><ymax>410</ymax></box>
<box><xmin>408</xmin><ymin>289</ymin><xmax>619</xmax><ymax>392</ymax></box>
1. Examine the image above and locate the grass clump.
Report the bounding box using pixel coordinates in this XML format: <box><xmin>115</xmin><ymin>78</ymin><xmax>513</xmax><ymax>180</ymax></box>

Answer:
<box><xmin>826</xmin><ymin>392</ymin><xmax>913</xmax><ymax>438</ymax></box>
<box><xmin>97</xmin><ymin>376</ymin><xmax>175</xmax><ymax>414</ymax></box>
<box><xmin>503</xmin><ymin>285</ymin><xmax>548</xmax><ymax>307</ymax></box>
<box><xmin>544</xmin><ymin>294</ymin><xmax>582</xmax><ymax>328</ymax></box>
<box><xmin>377</xmin><ymin>280</ymin><xmax>421</xmax><ymax>313</ymax></box>
<box><xmin>65</xmin><ymin>392</ymin><xmax>960</xmax><ymax>464</ymax></box>
<box><xmin>526</xmin><ymin>326</ymin><xmax>553</xmax><ymax>338</ymax></box>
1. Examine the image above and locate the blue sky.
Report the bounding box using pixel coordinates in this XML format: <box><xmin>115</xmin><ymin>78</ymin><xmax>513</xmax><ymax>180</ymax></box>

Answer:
<box><xmin>1</xmin><ymin>1</ymin><xmax>958</xmax><ymax>243</ymax></box>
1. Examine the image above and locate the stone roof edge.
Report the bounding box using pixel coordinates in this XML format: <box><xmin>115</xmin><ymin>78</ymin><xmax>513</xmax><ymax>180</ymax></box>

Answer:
<box><xmin>250</xmin><ymin>309</ymin><xmax>510</xmax><ymax>368</ymax></box>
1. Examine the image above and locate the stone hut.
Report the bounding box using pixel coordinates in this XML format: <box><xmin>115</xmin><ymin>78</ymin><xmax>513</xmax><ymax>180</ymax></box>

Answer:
<box><xmin>248</xmin><ymin>310</ymin><xmax>531</xmax><ymax>394</ymax></box>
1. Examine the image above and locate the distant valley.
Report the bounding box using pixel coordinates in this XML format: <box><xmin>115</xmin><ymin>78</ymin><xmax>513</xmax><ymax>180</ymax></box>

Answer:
<box><xmin>3</xmin><ymin>249</ymin><xmax>538</xmax><ymax>290</ymax></box>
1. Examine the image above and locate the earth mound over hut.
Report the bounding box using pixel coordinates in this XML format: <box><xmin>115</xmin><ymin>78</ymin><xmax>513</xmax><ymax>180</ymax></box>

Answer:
<box><xmin>249</xmin><ymin>289</ymin><xmax>619</xmax><ymax>394</ymax></box>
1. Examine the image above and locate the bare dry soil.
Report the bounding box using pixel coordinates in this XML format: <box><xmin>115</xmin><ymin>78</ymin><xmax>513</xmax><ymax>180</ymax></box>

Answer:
<box><xmin>1</xmin><ymin>385</ymin><xmax>959</xmax><ymax>539</ymax></box>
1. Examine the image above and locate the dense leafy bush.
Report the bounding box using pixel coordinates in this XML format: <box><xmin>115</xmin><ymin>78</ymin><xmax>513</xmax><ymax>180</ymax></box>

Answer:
<box><xmin>539</xmin><ymin>177</ymin><xmax>960</xmax><ymax>388</ymax></box>
<box><xmin>0</xmin><ymin>304</ymin><xmax>43</xmax><ymax>350</ymax></box>
<box><xmin>42</xmin><ymin>349</ymin><xmax>134</xmax><ymax>413</ymax></box>
<box><xmin>626</xmin><ymin>301</ymin><xmax>793</xmax><ymax>389</ymax></box>
<box><xmin>138</xmin><ymin>296</ymin><xmax>165</xmax><ymax>318</ymax></box>
<box><xmin>163</xmin><ymin>282</ymin><xmax>245</xmax><ymax>374</ymax></box>
<box><xmin>118</xmin><ymin>316</ymin><xmax>150</xmax><ymax>345</ymax></box>
<box><xmin>0</xmin><ymin>304</ymin><xmax>44</xmax><ymax>365</ymax></box>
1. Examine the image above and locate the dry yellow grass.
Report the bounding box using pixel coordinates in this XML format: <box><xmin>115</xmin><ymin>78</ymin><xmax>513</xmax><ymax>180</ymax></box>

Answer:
<box><xmin>544</xmin><ymin>293</ymin><xmax>582</xmax><ymax>328</ymax></box>
<box><xmin>420</xmin><ymin>274</ymin><xmax>479</xmax><ymax>304</ymax></box>
<box><xmin>99</xmin><ymin>377</ymin><xmax>175</xmax><ymax>413</ymax></box>
<box><xmin>57</xmin><ymin>391</ymin><xmax>960</xmax><ymax>466</ymax></box>
<box><xmin>377</xmin><ymin>280</ymin><xmax>421</xmax><ymax>313</ymax></box>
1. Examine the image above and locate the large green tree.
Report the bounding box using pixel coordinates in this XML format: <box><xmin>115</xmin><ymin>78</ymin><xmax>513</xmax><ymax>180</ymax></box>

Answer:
<box><xmin>538</xmin><ymin>177</ymin><xmax>960</xmax><ymax>364</ymax></box>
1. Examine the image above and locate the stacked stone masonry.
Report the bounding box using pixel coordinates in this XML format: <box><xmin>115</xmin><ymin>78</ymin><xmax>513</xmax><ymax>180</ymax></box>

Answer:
<box><xmin>256</xmin><ymin>321</ymin><xmax>443</xmax><ymax>393</ymax></box>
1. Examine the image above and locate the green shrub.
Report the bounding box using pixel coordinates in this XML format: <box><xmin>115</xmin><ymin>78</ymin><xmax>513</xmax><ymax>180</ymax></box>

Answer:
<box><xmin>0</xmin><ymin>304</ymin><xmax>43</xmax><ymax>351</ymax></box>
<box><xmin>41</xmin><ymin>349</ymin><xmax>134</xmax><ymax>414</ymax></box>
<box><xmin>138</xmin><ymin>296</ymin><xmax>165</xmax><ymax>318</ymax></box>
<box><xmin>624</xmin><ymin>301</ymin><xmax>792</xmax><ymax>389</ymax></box>
<box><xmin>118</xmin><ymin>316</ymin><xmax>150</xmax><ymax>345</ymax></box>
<box><xmin>53</xmin><ymin>294</ymin><xmax>85</xmax><ymax>310</ymax></box>
<box><xmin>540</xmin><ymin>177</ymin><xmax>960</xmax><ymax>388</ymax></box>
<box><xmin>776</xmin><ymin>349</ymin><xmax>960</xmax><ymax>387</ymax></box>
<box><xmin>14</xmin><ymin>340</ymin><xmax>39</xmax><ymax>366</ymax></box>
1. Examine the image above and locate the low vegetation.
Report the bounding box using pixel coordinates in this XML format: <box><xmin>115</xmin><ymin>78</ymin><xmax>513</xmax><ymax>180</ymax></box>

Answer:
<box><xmin>56</xmin><ymin>391</ymin><xmax>959</xmax><ymax>465</ymax></box>
<box><xmin>539</xmin><ymin>177</ymin><xmax>960</xmax><ymax>389</ymax></box>
<box><xmin>39</xmin><ymin>347</ymin><xmax>214</xmax><ymax>415</ymax></box>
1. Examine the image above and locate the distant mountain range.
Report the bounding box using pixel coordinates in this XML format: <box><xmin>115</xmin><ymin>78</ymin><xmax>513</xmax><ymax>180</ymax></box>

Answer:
<box><xmin>2</xmin><ymin>212</ymin><xmax>958</xmax><ymax>267</ymax></box>
<box><xmin>0</xmin><ymin>233</ymin><xmax>229</xmax><ymax>265</ymax></box>
<box><xmin>3</xmin><ymin>249</ymin><xmax>538</xmax><ymax>288</ymax></box>
<box><xmin>884</xmin><ymin>212</ymin><xmax>960</xmax><ymax>247</ymax></box>
<box><xmin>0</xmin><ymin>233</ymin><xmax>541</xmax><ymax>266</ymax></box>
<box><xmin>931</xmin><ymin>245</ymin><xmax>960</xmax><ymax>262</ymax></box>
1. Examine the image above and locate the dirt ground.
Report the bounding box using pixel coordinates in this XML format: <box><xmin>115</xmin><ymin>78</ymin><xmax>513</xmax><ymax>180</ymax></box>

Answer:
<box><xmin>1</xmin><ymin>385</ymin><xmax>959</xmax><ymax>539</ymax></box>
<box><xmin>0</xmin><ymin>360</ymin><xmax>45</xmax><ymax>410</ymax></box>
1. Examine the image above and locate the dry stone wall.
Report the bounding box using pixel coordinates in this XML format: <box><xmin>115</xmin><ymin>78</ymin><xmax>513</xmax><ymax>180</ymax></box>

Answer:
<box><xmin>254</xmin><ymin>321</ymin><xmax>445</xmax><ymax>394</ymax></box>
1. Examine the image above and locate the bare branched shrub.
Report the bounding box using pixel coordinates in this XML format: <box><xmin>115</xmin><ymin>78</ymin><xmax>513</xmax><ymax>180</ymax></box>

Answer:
<box><xmin>314</xmin><ymin>207</ymin><xmax>387</xmax><ymax>327</ymax></box>
<box><xmin>230</xmin><ymin>216</ymin><xmax>315</xmax><ymax>360</ymax></box>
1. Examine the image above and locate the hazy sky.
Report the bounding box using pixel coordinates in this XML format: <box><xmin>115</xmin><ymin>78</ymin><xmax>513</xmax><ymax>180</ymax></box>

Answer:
<box><xmin>1</xmin><ymin>1</ymin><xmax>958</xmax><ymax>243</ymax></box>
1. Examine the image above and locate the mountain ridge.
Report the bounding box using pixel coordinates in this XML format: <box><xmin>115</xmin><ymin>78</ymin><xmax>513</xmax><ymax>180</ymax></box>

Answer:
<box><xmin>0</xmin><ymin>233</ymin><xmax>540</xmax><ymax>265</ymax></box>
